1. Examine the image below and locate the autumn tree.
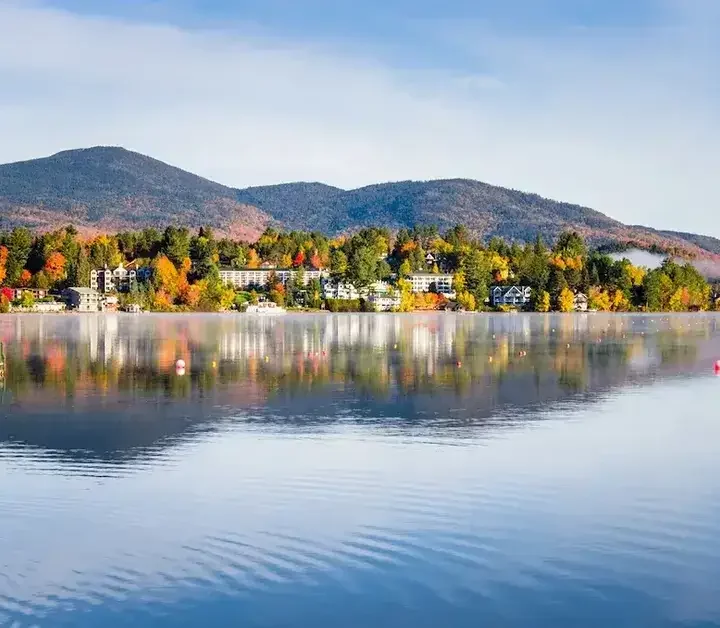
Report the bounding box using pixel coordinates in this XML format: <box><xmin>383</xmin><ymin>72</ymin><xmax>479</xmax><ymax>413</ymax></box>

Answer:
<box><xmin>292</xmin><ymin>250</ymin><xmax>306</xmax><ymax>268</ymax></box>
<box><xmin>246</xmin><ymin>248</ymin><xmax>261</xmax><ymax>269</ymax></box>
<box><xmin>536</xmin><ymin>290</ymin><xmax>551</xmax><ymax>312</ymax></box>
<box><xmin>18</xmin><ymin>270</ymin><xmax>32</xmax><ymax>287</ymax></box>
<box><xmin>152</xmin><ymin>255</ymin><xmax>182</xmax><ymax>299</ymax></box>
<box><xmin>309</xmin><ymin>251</ymin><xmax>323</xmax><ymax>270</ymax></box>
<box><xmin>43</xmin><ymin>252</ymin><xmax>67</xmax><ymax>283</ymax></box>
<box><xmin>0</xmin><ymin>246</ymin><xmax>8</xmax><ymax>285</ymax></box>
<box><xmin>557</xmin><ymin>287</ymin><xmax>575</xmax><ymax>312</ymax></box>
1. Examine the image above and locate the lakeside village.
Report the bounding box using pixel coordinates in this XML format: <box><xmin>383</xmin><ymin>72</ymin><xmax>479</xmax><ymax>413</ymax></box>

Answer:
<box><xmin>0</xmin><ymin>225</ymin><xmax>717</xmax><ymax>315</ymax></box>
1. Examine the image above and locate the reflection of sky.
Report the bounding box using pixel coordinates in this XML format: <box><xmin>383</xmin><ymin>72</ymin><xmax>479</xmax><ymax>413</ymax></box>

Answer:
<box><xmin>2</xmin><ymin>314</ymin><xmax>720</xmax><ymax>626</ymax></box>
<box><xmin>2</xmin><ymin>377</ymin><xmax>720</xmax><ymax>626</ymax></box>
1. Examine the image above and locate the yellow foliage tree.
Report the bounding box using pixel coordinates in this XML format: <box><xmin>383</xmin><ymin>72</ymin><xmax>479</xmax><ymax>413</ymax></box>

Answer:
<box><xmin>397</xmin><ymin>278</ymin><xmax>414</xmax><ymax>312</ymax></box>
<box><xmin>627</xmin><ymin>265</ymin><xmax>646</xmax><ymax>287</ymax></box>
<box><xmin>668</xmin><ymin>287</ymin><xmax>688</xmax><ymax>312</ymax></box>
<box><xmin>589</xmin><ymin>287</ymin><xmax>611</xmax><ymax>311</ymax></box>
<box><xmin>246</xmin><ymin>249</ymin><xmax>261</xmax><ymax>269</ymax></box>
<box><xmin>558</xmin><ymin>287</ymin><xmax>575</xmax><ymax>312</ymax></box>
<box><xmin>490</xmin><ymin>254</ymin><xmax>509</xmax><ymax>282</ymax></box>
<box><xmin>611</xmin><ymin>289</ymin><xmax>630</xmax><ymax>311</ymax></box>
<box><xmin>152</xmin><ymin>255</ymin><xmax>181</xmax><ymax>299</ymax></box>
<box><xmin>457</xmin><ymin>291</ymin><xmax>476</xmax><ymax>311</ymax></box>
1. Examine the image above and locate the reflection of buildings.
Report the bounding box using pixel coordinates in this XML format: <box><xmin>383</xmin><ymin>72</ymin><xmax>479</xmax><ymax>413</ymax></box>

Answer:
<box><xmin>2</xmin><ymin>313</ymin><xmax>719</xmax><ymax>420</ymax></box>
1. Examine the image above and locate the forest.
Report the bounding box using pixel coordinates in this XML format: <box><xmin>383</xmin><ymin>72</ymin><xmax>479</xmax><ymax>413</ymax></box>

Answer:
<box><xmin>0</xmin><ymin>224</ymin><xmax>716</xmax><ymax>313</ymax></box>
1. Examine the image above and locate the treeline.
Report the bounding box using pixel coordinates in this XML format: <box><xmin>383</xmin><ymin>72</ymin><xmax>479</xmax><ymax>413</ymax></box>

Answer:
<box><xmin>0</xmin><ymin>224</ymin><xmax>716</xmax><ymax>313</ymax></box>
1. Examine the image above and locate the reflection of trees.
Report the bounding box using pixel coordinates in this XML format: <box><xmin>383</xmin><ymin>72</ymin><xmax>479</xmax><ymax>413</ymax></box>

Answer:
<box><xmin>0</xmin><ymin>314</ymin><xmax>709</xmax><ymax>409</ymax></box>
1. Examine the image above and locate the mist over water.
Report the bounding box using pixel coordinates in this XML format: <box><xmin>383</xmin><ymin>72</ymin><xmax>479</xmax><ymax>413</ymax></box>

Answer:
<box><xmin>1</xmin><ymin>313</ymin><xmax>720</xmax><ymax>627</ymax></box>
<box><xmin>610</xmin><ymin>248</ymin><xmax>666</xmax><ymax>269</ymax></box>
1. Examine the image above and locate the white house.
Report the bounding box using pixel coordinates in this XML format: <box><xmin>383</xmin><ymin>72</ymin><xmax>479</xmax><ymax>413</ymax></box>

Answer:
<box><xmin>65</xmin><ymin>287</ymin><xmax>102</xmax><ymax>312</ymax></box>
<box><xmin>367</xmin><ymin>293</ymin><xmax>401</xmax><ymax>312</ymax></box>
<box><xmin>490</xmin><ymin>285</ymin><xmax>532</xmax><ymax>307</ymax></box>
<box><xmin>219</xmin><ymin>267</ymin><xmax>327</xmax><ymax>289</ymax></box>
<box><xmin>408</xmin><ymin>273</ymin><xmax>454</xmax><ymax>296</ymax></box>
<box><xmin>574</xmin><ymin>292</ymin><xmax>589</xmax><ymax>312</ymax></box>
<box><xmin>91</xmin><ymin>262</ymin><xmax>144</xmax><ymax>293</ymax></box>
<box><xmin>322</xmin><ymin>279</ymin><xmax>394</xmax><ymax>301</ymax></box>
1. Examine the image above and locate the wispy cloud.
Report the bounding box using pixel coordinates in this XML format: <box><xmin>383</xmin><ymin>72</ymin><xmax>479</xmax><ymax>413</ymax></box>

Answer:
<box><xmin>0</xmin><ymin>0</ymin><xmax>717</xmax><ymax>235</ymax></box>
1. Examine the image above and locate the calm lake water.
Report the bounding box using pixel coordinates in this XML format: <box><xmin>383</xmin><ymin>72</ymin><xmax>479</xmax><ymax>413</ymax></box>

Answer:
<box><xmin>1</xmin><ymin>313</ymin><xmax>720</xmax><ymax>627</ymax></box>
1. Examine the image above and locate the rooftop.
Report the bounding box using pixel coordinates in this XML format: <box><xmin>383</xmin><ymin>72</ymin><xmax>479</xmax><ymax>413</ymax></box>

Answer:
<box><xmin>67</xmin><ymin>287</ymin><xmax>99</xmax><ymax>295</ymax></box>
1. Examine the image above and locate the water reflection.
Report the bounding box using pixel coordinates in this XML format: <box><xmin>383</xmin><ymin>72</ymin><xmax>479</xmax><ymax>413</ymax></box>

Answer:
<box><xmin>1</xmin><ymin>313</ymin><xmax>719</xmax><ymax>463</ymax></box>
<box><xmin>2</xmin><ymin>314</ymin><xmax>720</xmax><ymax>627</ymax></box>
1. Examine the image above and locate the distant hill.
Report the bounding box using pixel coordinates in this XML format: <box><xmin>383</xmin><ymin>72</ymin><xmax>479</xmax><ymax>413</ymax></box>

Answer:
<box><xmin>0</xmin><ymin>146</ymin><xmax>717</xmax><ymax>260</ymax></box>
<box><xmin>0</xmin><ymin>147</ymin><xmax>271</xmax><ymax>240</ymax></box>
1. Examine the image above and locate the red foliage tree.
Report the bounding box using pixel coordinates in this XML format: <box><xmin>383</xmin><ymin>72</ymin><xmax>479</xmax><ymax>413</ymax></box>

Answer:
<box><xmin>292</xmin><ymin>250</ymin><xmax>306</xmax><ymax>268</ymax></box>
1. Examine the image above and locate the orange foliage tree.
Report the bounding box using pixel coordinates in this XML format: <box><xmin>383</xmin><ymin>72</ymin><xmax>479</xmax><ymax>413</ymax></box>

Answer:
<box><xmin>309</xmin><ymin>251</ymin><xmax>323</xmax><ymax>270</ymax></box>
<box><xmin>19</xmin><ymin>269</ymin><xmax>32</xmax><ymax>287</ymax></box>
<box><xmin>246</xmin><ymin>248</ymin><xmax>261</xmax><ymax>268</ymax></box>
<box><xmin>0</xmin><ymin>246</ymin><xmax>8</xmax><ymax>285</ymax></box>
<box><xmin>43</xmin><ymin>252</ymin><xmax>67</xmax><ymax>282</ymax></box>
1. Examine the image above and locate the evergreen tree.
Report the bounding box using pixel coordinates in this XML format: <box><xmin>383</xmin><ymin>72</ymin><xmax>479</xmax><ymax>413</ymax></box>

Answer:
<box><xmin>5</xmin><ymin>228</ymin><xmax>32</xmax><ymax>286</ymax></box>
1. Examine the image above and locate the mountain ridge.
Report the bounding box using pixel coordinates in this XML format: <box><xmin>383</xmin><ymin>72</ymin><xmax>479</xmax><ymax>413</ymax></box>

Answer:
<box><xmin>0</xmin><ymin>146</ymin><xmax>716</xmax><ymax>261</ymax></box>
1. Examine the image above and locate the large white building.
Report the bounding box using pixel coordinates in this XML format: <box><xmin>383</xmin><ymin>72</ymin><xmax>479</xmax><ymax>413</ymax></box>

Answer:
<box><xmin>322</xmin><ymin>279</ymin><xmax>394</xmax><ymax>301</ymax></box>
<box><xmin>219</xmin><ymin>267</ymin><xmax>327</xmax><ymax>289</ymax></box>
<box><xmin>408</xmin><ymin>273</ymin><xmax>454</xmax><ymax>296</ymax></box>
<box><xmin>91</xmin><ymin>262</ymin><xmax>148</xmax><ymax>293</ymax></box>
<box><xmin>65</xmin><ymin>287</ymin><xmax>103</xmax><ymax>312</ymax></box>
<box><xmin>367</xmin><ymin>292</ymin><xmax>401</xmax><ymax>311</ymax></box>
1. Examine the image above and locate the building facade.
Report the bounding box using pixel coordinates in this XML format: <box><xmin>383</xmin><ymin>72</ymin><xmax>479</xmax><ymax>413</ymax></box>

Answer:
<box><xmin>574</xmin><ymin>292</ymin><xmax>589</xmax><ymax>312</ymax></box>
<box><xmin>10</xmin><ymin>288</ymin><xmax>48</xmax><ymax>301</ymax></box>
<box><xmin>490</xmin><ymin>285</ymin><xmax>532</xmax><ymax>307</ymax></box>
<box><xmin>65</xmin><ymin>287</ymin><xmax>102</xmax><ymax>312</ymax></box>
<box><xmin>408</xmin><ymin>273</ymin><xmax>454</xmax><ymax>296</ymax></box>
<box><xmin>219</xmin><ymin>267</ymin><xmax>327</xmax><ymax>290</ymax></box>
<box><xmin>367</xmin><ymin>292</ymin><xmax>401</xmax><ymax>311</ymax></box>
<box><xmin>91</xmin><ymin>262</ymin><xmax>144</xmax><ymax>293</ymax></box>
<box><xmin>322</xmin><ymin>279</ymin><xmax>394</xmax><ymax>301</ymax></box>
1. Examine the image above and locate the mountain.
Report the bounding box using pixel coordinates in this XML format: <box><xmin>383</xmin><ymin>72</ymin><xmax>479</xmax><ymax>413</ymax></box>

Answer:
<box><xmin>0</xmin><ymin>146</ymin><xmax>717</xmax><ymax>260</ymax></box>
<box><xmin>0</xmin><ymin>147</ymin><xmax>271</xmax><ymax>240</ymax></box>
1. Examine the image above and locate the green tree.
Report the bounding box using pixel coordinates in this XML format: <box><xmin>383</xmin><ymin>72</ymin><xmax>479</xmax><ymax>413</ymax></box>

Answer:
<box><xmin>463</xmin><ymin>250</ymin><xmax>491</xmax><ymax>305</ymax></box>
<box><xmin>162</xmin><ymin>227</ymin><xmax>191</xmax><ymax>266</ymax></box>
<box><xmin>67</xmin><ymin>247</ymin><xmax>91</xmax><ymax>287</ymax></box>
<box><xmin>330</xmin><ymin>249</ymin><xmax>348</xmax><ymax>278</ymax></box>
<box><xmin>5</xmin><ymin>227</ymin><xmax>32</xmax><ymax>286</ymax></box>
<box><xmin>346</xmin><ymin>246</ymin><xmax>377</xmax><ymax>289</ymax></box>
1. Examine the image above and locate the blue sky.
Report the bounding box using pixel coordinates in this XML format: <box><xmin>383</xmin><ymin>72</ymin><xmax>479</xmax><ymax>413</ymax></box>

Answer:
<box><xmin>0</xmin><ymin>0</ymin><xmax>718</xmax><ymax>235</ymax></box>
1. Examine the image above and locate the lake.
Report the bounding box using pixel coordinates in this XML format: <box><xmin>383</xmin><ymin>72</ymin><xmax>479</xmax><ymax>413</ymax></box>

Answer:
<box><xmin>1</xmin><ymin>312</ymin><xmax>720</xmax><ymax>627</ymax></box>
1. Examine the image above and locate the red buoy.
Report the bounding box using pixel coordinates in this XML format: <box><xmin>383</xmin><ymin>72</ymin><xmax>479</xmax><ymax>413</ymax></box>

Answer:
<box><xmin>715</xmin><ymin>360</ymin><xmax>720</xmax><ymax>375</ymax></box>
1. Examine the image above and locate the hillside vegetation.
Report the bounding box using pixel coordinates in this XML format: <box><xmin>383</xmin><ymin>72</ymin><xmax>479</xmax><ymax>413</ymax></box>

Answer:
<box><xmin>0</xmin><ymin>146</ymin><xmax>716</xmax><ymax>260</ymax></box>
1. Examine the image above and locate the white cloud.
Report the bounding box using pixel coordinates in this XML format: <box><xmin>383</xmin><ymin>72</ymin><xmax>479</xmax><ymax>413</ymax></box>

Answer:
<box><xmin>0</xmin><ymin>0</ymin><xmax>718</xmax><ymax>235</ymax></box>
